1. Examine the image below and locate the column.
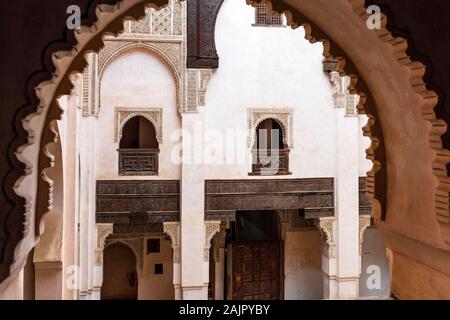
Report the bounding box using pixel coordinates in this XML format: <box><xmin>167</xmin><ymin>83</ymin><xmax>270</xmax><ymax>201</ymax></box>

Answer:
<box><xmin>203</xmin><ymin>221</ymin><xmax>221</xmax><ymax>299</ymax></box>
<box><xmin>213</xmin><ymin>228</ymin><xmax>226</xmax><ymax>300</ymax></box>
<box><xmin>321</xmin><ymin>70</ymin><xmax>362</xmax><ymax>299</ymax></box>
<box><xmin>163</xmin><ymin>222</ymin><xmax>182</xmax><ymax>300</ymax></box>
<box><xmin>180</xmin><ymin>111</ymin><xmax>207</xmax><ymax>299</ymax></box>
<box><xmin>92</xmin><ymin>223</ymin><xmax>113</xmax><ymax>300</ymax></box>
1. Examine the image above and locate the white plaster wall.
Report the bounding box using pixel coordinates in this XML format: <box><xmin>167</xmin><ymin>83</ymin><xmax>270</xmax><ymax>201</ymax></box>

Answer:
<box><xmin>96</xmin><ymin>50</ymin><xmax>181</xmax><ymax>180</ymax></box>
<box><xmin>204</xmin><ymin>0</ymin><xmax>338</xmax><ymax>179</ymax></box>
<box><xmin>284</xmin><ymin>230</ymin><xmax>323</xmax><ymax>299</ymax></box>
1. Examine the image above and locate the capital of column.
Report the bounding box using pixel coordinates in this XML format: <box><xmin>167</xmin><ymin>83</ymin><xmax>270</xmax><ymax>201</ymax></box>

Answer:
<box><xmin>328</xmin><ymin>71</ymin><xmax>360</xmax><ymax>117</ymax></box>
<box><xmin>95</xmin><ymin>223</ymin><xmax>113</xmax><ymax>266</ymax></box>
<box><xmin>163</xmin><ymin>222</ymin><xmax>181</xmax><ymax>263</ymax></box>
<box><xmin>359</xmin><ymin>215</ymin><xmax>372</xmax><ymax>255</ymax></box>
<box><xmin>204</xmin><ymin>221</ymin><xmax>221</xmax><ymax>262</ymax></box>
<box><xmin>315</xmin><ymin>217</ymin><xmax>336</xmax><ymax>259</ymax></box>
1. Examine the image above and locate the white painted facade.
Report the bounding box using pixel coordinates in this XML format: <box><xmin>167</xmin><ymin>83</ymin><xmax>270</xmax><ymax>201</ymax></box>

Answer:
<box><xmin>27</xmin><ymin>0</ymin><xmax>389</xmax><ymax>300</ymax></box>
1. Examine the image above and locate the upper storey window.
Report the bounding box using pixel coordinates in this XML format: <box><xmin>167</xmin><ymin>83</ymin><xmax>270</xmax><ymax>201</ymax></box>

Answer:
<box><xmin>118</xmin><ymin>116</ymin><xmax>159</xmax><ymax>176</ymax></box>
<box><xmin>254</xmin><ymin>3</ymin><xmax>284</xmax><ymax>27</ymax></box>
<box><xmin>251</xmin><ymin>119</ymin><xmax>290</xmax><ymax>176</ymax></box>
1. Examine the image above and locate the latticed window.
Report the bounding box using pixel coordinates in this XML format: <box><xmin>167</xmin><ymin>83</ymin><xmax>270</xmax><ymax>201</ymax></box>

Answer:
<box><xmin>255</xmin><ymin>3</ymin><xmax>283</xmax><ymax>26</ymax></box>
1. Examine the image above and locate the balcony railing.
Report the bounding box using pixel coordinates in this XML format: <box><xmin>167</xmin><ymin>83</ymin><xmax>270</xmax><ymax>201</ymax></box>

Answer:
<box><xmin>118</xmin><ymin>149</ymin><xmax>159</xmax><ymax>176</ymax></box>
<box><xmin>251</xmin><ymin>148</ymin><xmax>290</xmax><ymax>176</ymax></box>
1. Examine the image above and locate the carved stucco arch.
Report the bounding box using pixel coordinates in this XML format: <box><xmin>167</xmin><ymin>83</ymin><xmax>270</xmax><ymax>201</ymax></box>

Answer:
<box><xmin>116</xmin><ymin>108</ymin><xmax>163</xmax><ymax>144</ymax></box>
<box><xmin>2</xmin><ymin>0</ymin><xmax>449</xmax><ymax>293</ymax></box>
<box><xmin>248</xmin><ymin>109</ymin><xmax>293</xmax><ymax>149</ymax></box>
<box><xmin>99</xmin><ymin>42</ymin><xmax>183</xmax><ymax>113</ymax></box>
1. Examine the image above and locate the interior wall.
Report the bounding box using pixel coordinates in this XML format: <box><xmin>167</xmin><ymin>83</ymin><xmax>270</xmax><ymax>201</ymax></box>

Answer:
<box><xmin>97</xmin><ymin>49</ymin><xmax>180</xmax><ymax>180</ymax></box>
<box><xmin>205</xmin><ymin>0</ymin><xmax>371</xmax><ymax>180</ymax></box>
<box><xmin>139</xmin><ymin>235</ymin><xmax>174</xmax><ymax>300</ymax></box>
<box><xmin>284</xmin><ymin>229</ymin><xmax>323</xmax><ymax>300</ymax></box>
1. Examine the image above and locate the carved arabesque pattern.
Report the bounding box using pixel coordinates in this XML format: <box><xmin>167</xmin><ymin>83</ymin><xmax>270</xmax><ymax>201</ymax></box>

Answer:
<box><xmin>8</xmin><ymin>0</ymin><xmax>448</xmax><ymax>292</ymax></box>
<box><xmin>315</xmin><ymin>217</ymin><xmax>336</xmax><ymax>259</ymax></box>
<box><xmin>95</xmin><ymin>223</ymin><xmax>113</xmax><ymax>266</ymax></box>
<box><xmin>359</xmin><ymin>215</ymin><xmax>372</xmax><ymax>255</ymax></box>
<box><xmin>115</xmin><ymin>107</ymin><xmax>163</xmax><ymax>144</ymax></box>
<box><xmin>204</xmin><ymin>221</ymin><xmax>221</xmax><ymax>262</ymax></box>
<box><xmin>106</xmin><ymin>237</ymin><xmax>144</xmax><ymax>273</ymax></box>
<box><xmin>163</xmin><ymin>222</ymin><xmax>181</xmax><ymax>263</ymax></box>
<box><xmin>248</xmin><ymin>108</ymin><xmax>293</xmax><ymax>149</ymax></box>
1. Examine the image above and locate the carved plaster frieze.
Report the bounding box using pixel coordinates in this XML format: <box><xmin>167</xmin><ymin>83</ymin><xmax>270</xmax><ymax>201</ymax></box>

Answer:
<box><xmin>315</xmin><ymin>217</ymin><xmax>336</xmax><ymax>259</ymax></box>
<box><xmin>163</xmin><ymin>222</ymin><xmax>181</xmax><ymax>263</ymax></box>
<box><xmin>123</xmin><ymin>1</ymin><xmax>184</xmax><ymax>37</ymax></box>
<box><xmin>359</xmin><ymin>215</ymin><xmax>372</xmax><ymax>255</ymax></box>
<box><xmin>81</xmin><ymin>53</ymin><xmax>99</xmax><ymax>116</ymax></box>
<box><xmin>204</xmin><ymin>221</ymin><xmax>221</xmax><ymax>262</ymax></box>
<box><xmin>98</xmin><ymin>40</ymin><xmax>184</xmax><ymax>112</ymax></box>
<box><xmin>95</xmin><ymin>223</ymin><xmax>113</xmax><ymax>266</ymax></box>
<box><xmin>329</xmin><ymin>71</ymin><xmax>360</xmax><ymax>117</ymax></box>
<box><xmin>248</xmin><ymin>108</ymin><xmax>294</xmax><ymax>148</ymax></box>
<box><xmin>114</xmin><ymin>107</ymin><xmax>163</xmax><ymax>144</ymax></box>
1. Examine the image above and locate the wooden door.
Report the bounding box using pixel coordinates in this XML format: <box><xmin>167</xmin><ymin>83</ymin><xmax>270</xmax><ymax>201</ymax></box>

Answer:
<box><xmin>233</xmin><ymin>242</ymin><xmax>280</xmax><ymax>300</ymax></box>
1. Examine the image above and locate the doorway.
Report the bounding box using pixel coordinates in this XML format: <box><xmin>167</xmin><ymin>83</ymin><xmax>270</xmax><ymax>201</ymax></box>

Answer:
<box><xmin>101</xmin><ymin>242</ymin><xmax>138</xmax><ymax>300</ymax></box>
<box><xmin>228</xmin><ymin>211</ymin><xmax>282</xmax><ymax>300</ymax></box>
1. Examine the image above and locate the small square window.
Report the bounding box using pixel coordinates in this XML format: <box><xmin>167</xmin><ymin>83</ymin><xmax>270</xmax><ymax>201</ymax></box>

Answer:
<box><xmin>154</xmin><ymin>263</ymin><xmax>163</xmax><ymax>275</ymax></box>
<box><xmin>147</xmin><ymin>239</ymin><xmax>160</xmax><ymax>253</ymax></box>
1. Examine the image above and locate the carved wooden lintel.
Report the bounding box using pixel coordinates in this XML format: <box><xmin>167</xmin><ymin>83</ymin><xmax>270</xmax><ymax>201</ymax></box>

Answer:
<box><xmin>187</xmin><ymin>0</ymin><xmax>225</xmax><ymax>69</ymax></box>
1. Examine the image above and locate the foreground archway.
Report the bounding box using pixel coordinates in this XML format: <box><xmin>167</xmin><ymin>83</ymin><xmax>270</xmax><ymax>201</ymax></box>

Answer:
<box><xmin>1</xmin><ymin>0</ymin><xmax>449</xmax><ymax>299</ymax></box>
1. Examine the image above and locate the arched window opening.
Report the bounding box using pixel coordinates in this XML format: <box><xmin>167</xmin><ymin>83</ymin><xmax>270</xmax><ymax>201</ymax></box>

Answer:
<box><xmin>254</xmin><ymin>3</ymin><xmax>284</xmax><ymax>27</ymax></box>
<box><xmin>251</xmin><ymin>119</ymin><xmax>290</xmax><ymax>176</ymax></box>
<box><xmin>118</xmin><ymin>116</ymin><xmax>159</xmax><ymax>176</ymax></box>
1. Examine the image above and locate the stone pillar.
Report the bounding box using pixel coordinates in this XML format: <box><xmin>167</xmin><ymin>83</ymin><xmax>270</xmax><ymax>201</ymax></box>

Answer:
<box><xmin>203</xmin><ymin>221</ymin><xmax>221</xmax><ymax>299</ymax></box>
<box><xmin>163</xmin><ymin>222</ymin><xmax>182</xmax><ymax>300</ymax></box>
<box><xmin>213</xmin><ymin>228</ymin><xmax>226</xmax><ymax>300</ymax></box>
<box><xmin>322</xmin><ymin>71</ymin><xmax>361</xmax><ymax>299</ymax></box>
<box><xmin>92</xmin><ymin>223</ymin><xmax>113</xmax><ymax>300</ymax></box>
<box><xmin>180</xmin><ymin>112</ymin><xmax>207</xmax><ymax>299</ymax></box>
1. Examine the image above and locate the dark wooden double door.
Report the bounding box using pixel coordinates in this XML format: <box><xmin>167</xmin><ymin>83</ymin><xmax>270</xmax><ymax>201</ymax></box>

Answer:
<box><xmin>233</xmin><ymin>242</ymin><xmax>281</xmax><ymax>300</ymax></box>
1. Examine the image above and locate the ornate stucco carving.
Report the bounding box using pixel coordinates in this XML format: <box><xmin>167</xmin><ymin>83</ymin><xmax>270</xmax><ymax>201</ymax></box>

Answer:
<box><xmin>359</xmin><ymin>215</ymin><xmax>372</xmax><ymax>255</ymax></box>
<box><xmin>315</xmin><ymin>217</ymin><xmax>336</xmax><ymax>259</ymax></box>
<box><xmin>98</xmin><ymin>41</ymin><xmax>185</xmax><ymax>112</ymax></box>
<box><xmin>329</xmin><ymin>71</ymin><xmax>360</xmax><ymax>117</ymax></box>
<box><xmin>248</xmin><ymin>108</ymin><xmax>294</xmax><ymax>148</ymax></box>
<box><xmin>95</xmin><ymin>223</ymin><xmax>113</xmax><ymax>266</ymax></box>
<box><xmin>10</xmin><ymin>0</ymin><xmax>448</xmax><ymax>293</ymax></box>
<box><xmin>124</xmin><ymin>1</ymin><xmax>183</xmax><ymax>36</ymax></box>
<box><xmin>198</xmin><ymin>70</ymin><xmax>213</xmax><ymax>106</ymax></box>
<box><xmin>114</xmin><ymin>107</ymin><xmax>163</xmax><ymax>144</ymax></box>
<box><xmin>81</xmin><ymin>53</ymin><xmax>99</xmax><ymax>116</ymax></box>
<box><xmin>204</xmin><ymin>221</ymin><xmax>221</xmax><ymax>262</ymax></box>
<box><xmin>163</xmin><ymin>222</ymin><xmax>181</xmax><ymax>263</ymax></box>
